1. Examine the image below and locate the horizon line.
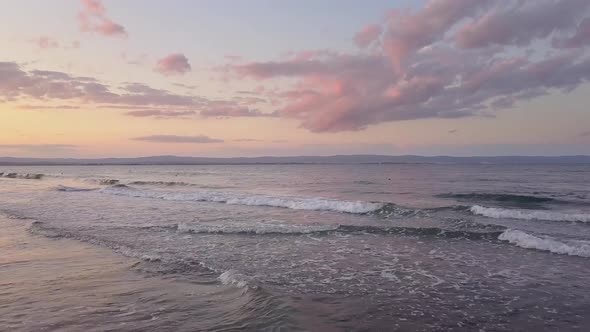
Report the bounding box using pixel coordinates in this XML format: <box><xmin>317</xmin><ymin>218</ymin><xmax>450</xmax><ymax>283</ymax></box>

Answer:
<box><xmin>2</xmin><ymin>154</ymin><xmax>590</xmax><ymax>159</ymax></box>
<box><xmin>1</xmin><ymin>154</ymin><xmax>590</xmax><ymax>166</ymax></box>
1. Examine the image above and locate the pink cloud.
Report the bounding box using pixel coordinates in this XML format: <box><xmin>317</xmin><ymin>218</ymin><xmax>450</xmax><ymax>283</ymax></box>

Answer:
<box><xmin>381</xmin><ymin>0</ymin><xmax>493</xmax><ymax>71</ymax></box>
<box><xmin>81</xmin><ymin>0</ymin><xmax>105</xmax><ymax>15</ymax></box>
<box><xmin>234</xmin><ymin>54</ymin><xmax>391</xmax><ymax>80</ymax></box>
<box><xmin>226</xmin><ymin>0</ymin><xmax>590</xmax><ymax>132</ymax></box>
<box><xmin>95</xmin><ymin>19</ymin><xmax>126</xmax><ymax>36</ymax></box>
<box><xmin>35</xmin><ymin>36</ymin><xmax>59</xmax><ymax>49</ymax></box>
<box><xmin>353</xmin><ymin>24</ymin><xmax>382</xmax><ymax>48</ymax></box>
<box><xmin>155</xmin><ymin>54</ymin><xmax>192</xmax><ymax>76</ymax></box>
<box><xmin>79</xmin><ymin>0</ymin><xmax>127</xmax><ymax>37</ymax></box>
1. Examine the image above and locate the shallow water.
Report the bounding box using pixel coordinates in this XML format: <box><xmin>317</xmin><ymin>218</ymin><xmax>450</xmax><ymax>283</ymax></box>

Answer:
<box><xmin>1</xmin><ymin>164</ymin><xmax>590</xmax><ymax>331</ymax></box>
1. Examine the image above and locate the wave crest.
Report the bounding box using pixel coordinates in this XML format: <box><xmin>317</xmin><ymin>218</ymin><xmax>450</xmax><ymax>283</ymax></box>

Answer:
<box><xmin>499</xmin><ymin>230</ymin><xmax>590</xmax><ymax>258</ymax></box>
<box><xmin>101</xmin><ymin>187</ymin><xmax>384</xmax><ymax>214</ymax></box>
<box><xmin>218</xmin><ymin>270</ymin><xmax>250</xmax><ymax>289</ymax></box>
<box><xmin>56</xmin><ymin>185</ymin><xmax>98</xmax><ymax>192</ymax></box>
<box><xmin>470</xmin><ymin>205</ymin><xmax>590</xmax><ymax>222</ymax></box>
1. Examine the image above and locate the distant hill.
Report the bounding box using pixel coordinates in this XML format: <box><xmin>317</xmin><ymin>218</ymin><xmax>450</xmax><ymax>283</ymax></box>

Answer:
<box><xmin>1</xmin><ymin>155</ymin><xmax>590</xmax><ymax>165</ymax></box>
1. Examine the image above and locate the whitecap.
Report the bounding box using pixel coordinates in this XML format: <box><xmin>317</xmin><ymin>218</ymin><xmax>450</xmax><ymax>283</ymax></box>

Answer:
<box><xmin>470</xmin><ymin>205</ymin><xmax>590</xmax><ymax>222</ymax></box>
<box><xmin>100</xmin><ymin>187</ymin><xmax>383</xmax><ymax>214</ymax></box>
<box><xmin>499</xmin><ymin>229</ymin><xmax>590</xmax><ymax>258</ymax></box>
<box><xmin>55</xmin><ymin>185</ymin><xmax>98</xmax><ymax>192</ymax></box>
<box><xmin>218</xmin><ymin>270</ymin><xmax>249</xmax><ymax>289</ymax></box>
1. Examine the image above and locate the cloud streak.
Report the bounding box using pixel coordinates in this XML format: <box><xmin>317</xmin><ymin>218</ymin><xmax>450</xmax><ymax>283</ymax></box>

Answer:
<box><xmin>0</xmin><ymin>144</ymin><xmax>78</xmax><ymax>152</ymax></box>
<box><xmin>125</xmin><ymin>110</ymin><xmax>196</xmax><ymax>118</ymax></box>
<box><xmin>0</xmin><ymin>61</ymin><xmax>281</xmax><ymax>122</ymax></box>
<box><xmin>17</xmin><ymin>104</ymin><xmax>80</xmax><ymax>110</ymax></box>
<box><xmin>132</xmin><ymin>135</ymin><xmax>223</xmax><ymax>143</ymax></box>
<box><xmin>199</xmin><ymin>104</ymin><xmax>276</xmax><ymax>118</ymax></box>
<box><xmin>0</xmin><ymin>62</ymin><xmax>195</xmax><ymax>107</ymax></box>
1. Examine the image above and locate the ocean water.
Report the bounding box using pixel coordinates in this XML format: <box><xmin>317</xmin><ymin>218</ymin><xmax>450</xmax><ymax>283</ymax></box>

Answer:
<box><xmin>1</xmin><ymin>164</ymin><xmax>589</xmax><ymax>331</ymax></box>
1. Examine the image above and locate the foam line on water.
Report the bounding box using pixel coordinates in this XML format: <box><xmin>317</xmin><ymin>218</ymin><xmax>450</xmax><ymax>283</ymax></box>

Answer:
<box><xmin>499</xmin><ymin>229</ymin><xmax>590</xmax><ymax>258</ymax></box>
<box><xmin>470</xmin><ymin>205</ymin><xmax>590</xmax><ymax>222</ymax></box>
<box><xmin>177</xmin><ymin>222</ymin><xmax>339</xmax><ymax>234</ymax></box>
<box><xmin>100</xmin><ymin>186</ymin><xmax>384</xmax><ymax>214</ymax></box>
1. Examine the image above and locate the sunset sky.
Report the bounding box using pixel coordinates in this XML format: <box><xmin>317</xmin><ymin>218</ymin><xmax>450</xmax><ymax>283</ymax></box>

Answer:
<box><xmin>2</xmin><ymin>0</ymin><xmax>590</xmax><ymax>157</ymax></box>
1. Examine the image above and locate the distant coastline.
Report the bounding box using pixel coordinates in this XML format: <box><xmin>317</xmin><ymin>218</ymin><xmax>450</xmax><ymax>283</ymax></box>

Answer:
<box><xmin>1</xmin><ymin>155</ymin><xmax>590</xmax><ymax>166</ymax></box>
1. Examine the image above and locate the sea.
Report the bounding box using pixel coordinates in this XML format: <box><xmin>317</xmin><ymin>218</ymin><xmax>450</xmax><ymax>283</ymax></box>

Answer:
<box><xmin>0</xmin><ymin>164</ymin><xmax>589</xmax><ymax>331</ymax></box>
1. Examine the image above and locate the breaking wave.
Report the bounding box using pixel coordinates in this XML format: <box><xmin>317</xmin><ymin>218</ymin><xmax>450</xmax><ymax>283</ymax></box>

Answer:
<box><xmin>499</xmin><ymin>230</ymin><xmax>590</xmax><ymax>258</ymax></box>
<box><xmin>84</xmin><ymin>178</ymin><xmax>232</xmax><ymax>189</ymax></box>
<box><xmin>55</xmin><ymin>185</ymin><xmax>98</xmax><ymax>192</ymax></box>
<box><xmin>218</xmin><ymin>270</ymin><xmax>250</xmax><ymax>289</ymax></box>
<box><xmin>85</xmin><ymin>178</ymin><xmax>120</xmax><ymax>185</ymax></box>
<box><xmin>0</xmin><ymin>172</ymin><xmax>44</xmax><ymax>180</ymax></box>
<box><xmin>470</xmin><ymin>205</ymin><xmax>590</xmax><ymax>222</ymax></box>
<box><xmin>94</xmin><ymin>186</ymin><xmax>476</xmax><ymax>218</ymax></box>
<box><xmin>100</xmin><ymin>186</ymin><xmax>384</xmax><ymax>214</ymax></box>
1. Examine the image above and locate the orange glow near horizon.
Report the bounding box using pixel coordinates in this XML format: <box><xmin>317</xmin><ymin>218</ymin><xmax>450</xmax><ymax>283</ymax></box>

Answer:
<box><xmin>1</xmin><ymin>0</ymin><xmax>590</xmax><ymax>157</ymax></box>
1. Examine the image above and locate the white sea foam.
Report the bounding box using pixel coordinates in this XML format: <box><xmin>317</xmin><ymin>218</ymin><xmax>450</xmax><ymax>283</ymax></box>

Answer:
<box><xmin>177</xmin><ymin>222</ymin><xmax>338</xmax><ymax>234</ymax></box>
<box><xmin>101</xmin><ymin>187</ymin><xmax>383</xmax><ymax>214</ymax></box>
<box><xmin>85</xmin><ymin>178</ymin><xmax>120</xmax><ymax>185</ymax></box>
<box><xmin>56</xmin><ymin>185</ymin><xmax>98</xmax><ymax>192</ymax></box>
<box><xmin>470</xmin><ymin>205</ymin><xmax>590</xmax><ymax>222</ymax></box>
<box><xmin>499</xmin><ymin>230</ymin><xmax>590</xmax><ymax>258</ymax></box>
<box><xmin>218</xmin><ymin>270</ymin><xmax>249</xmax><ymax>289</ymax></box>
